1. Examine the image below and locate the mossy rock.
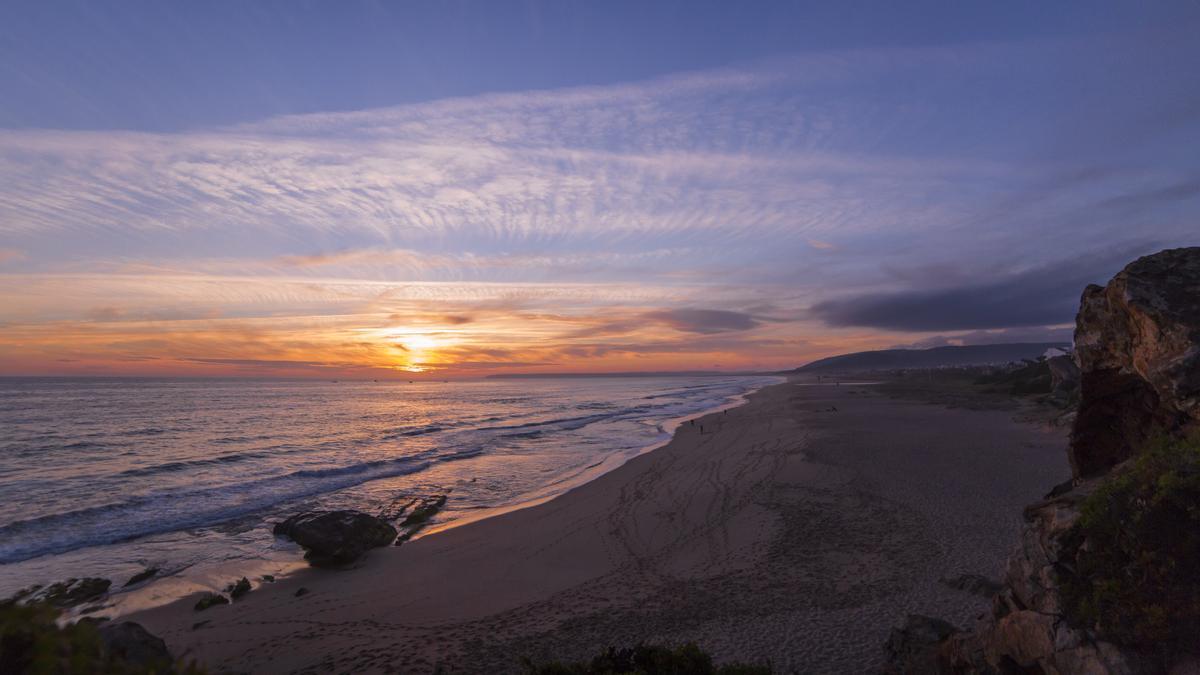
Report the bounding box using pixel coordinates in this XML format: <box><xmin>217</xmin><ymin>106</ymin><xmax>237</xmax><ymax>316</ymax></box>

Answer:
<box><xmin>400</xmin><ymin>495</ymin><xmax>447</xmax><ymax>527</ymax></box>
<box><xmin>226</xmin><ymin>577</ymin><xmax>251</xmax><ymax>600</ymax></box>
<box><xmin>193</xmin><ymin>593</ymin><xmax>229</xmax><ymax>612</ymax></box>
<box><xmin>124</xmin><ymin>567</ymin><xmax>159</xmax><ymax>587</ymax></box>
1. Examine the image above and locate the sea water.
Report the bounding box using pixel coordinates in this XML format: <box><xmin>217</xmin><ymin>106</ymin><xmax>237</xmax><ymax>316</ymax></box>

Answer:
<box><xmin>0</xmin><ymin>375</ymin><xmax>775</xmax><ymax>612</ymax></box>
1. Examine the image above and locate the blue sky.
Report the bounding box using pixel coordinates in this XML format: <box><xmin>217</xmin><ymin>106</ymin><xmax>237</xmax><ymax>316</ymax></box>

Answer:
<box><xmin>0</xmin><ymin>1</ymin><xmax>1198</xmax><ymax>376</ymax></box>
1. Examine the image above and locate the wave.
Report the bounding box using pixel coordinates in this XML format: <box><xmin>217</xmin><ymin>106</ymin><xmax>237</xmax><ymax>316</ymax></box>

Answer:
<box><xmin>379</xmin><ymin>423</ymin><xmax>449</xmax><ymax>440</ymax></box>
<box><xmin>0</xmin><ymin>376</ymin><xmax>779</xmax><ymax>565</ymax></box>
<box><xmin>0</xmin><ymin>451</ymin><xmax>449</xmax><ymax>564</ymax></box>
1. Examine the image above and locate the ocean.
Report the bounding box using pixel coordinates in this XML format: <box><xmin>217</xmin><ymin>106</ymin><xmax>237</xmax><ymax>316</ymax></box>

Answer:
<box><xmin>0</xmin><ymin>375</ymin><xmax>776</xmax><ymax>611</ymax></box>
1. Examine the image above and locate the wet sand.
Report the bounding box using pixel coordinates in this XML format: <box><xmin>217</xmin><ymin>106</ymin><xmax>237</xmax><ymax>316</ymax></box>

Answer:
<box><xmin>130</xmin><ymin>379</ymin><xmax>1069</xmax><ymax>673</ymax></box>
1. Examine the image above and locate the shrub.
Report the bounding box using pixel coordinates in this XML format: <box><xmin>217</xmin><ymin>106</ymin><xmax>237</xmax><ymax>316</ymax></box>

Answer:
<box><xmin>0</xmin><ymin>601</ymin><xmax>205</xmax><ymax>674</ymax></box>
<box><xmin>1060</xmin><ymin>434</ymin><xmax>1200</xmax><ymax>651</ymax></box>
<box><xmin>521</xmin><ymin>642</ymin><xmax>770</xmax><ymax>674</ymax></box>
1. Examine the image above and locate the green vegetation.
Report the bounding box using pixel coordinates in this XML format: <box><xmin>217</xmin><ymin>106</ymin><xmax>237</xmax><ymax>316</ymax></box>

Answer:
<box><xmin>521</xmin><ymin>643</ymin><xmax>770</xmax><ymax>675</ymax></box>
<box><xmin>973</xmin><ymin>359</ymin><xmax>1052</xmax><ymax>396</ymax></box>
<box><xmin>0</xmin><ymin>602</ymin><xmax>202</xmax><ymax>674</ymax></box>
<box><xmin>1061</xmin><ymin>434</ymin><xmax>1200</xmax><ymax>651</ymax></box>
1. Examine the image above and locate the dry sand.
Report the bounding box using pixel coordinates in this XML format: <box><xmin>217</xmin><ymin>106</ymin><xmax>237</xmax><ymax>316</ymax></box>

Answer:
<box><xmin>130</xmin><ymin>378</ymin><xmax>1070</xmax><ymax>673</ymax></box>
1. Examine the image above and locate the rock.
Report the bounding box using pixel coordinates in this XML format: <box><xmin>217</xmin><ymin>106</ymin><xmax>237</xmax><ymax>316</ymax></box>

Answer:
<box><xmin>294</xmin><ymin>587</ymin><xmax>309</xmax><ymax>597</ymax></box>
<box><xmin>1048</xmin><ymin>353</ymin><xmax>1081</xmax><ymax>400</ymax></box>
<box><xmin>123</xmin><ymin>567</ymin><xmax>158</xmax><ymax>587</ymax></box>
<box><xmin>193</xmin><ymin>592</ymin><xmax>228</xmax><ymax>612</ymax></box>
<box><xmin>400</xmin><ymin>495</ymin><xmax>447</xmax><ymax>528</ymax></box>
<box><xmin>939</xmin><ymin>574</ymin><xmax>1003</xmax><ymax>599</ymax></box>
<box><xmin>882</xmin><ymin>615</ymin><xmax>959</xmax><ymax>674</ymax></box>
<box><xmin>227</xmin><ymin>577</ymin><xmax>251</xmax><ymax>600</ymax></box>
<box><xmin>1070</xmin><ymin>247</ymin><xmax>1200</xmax><ymax>477</ymax></box>
<box><xmin>261</xmin><ymin>574</ymin><xmax>275</xmax><ymax>583</ymax></box>
<box><xmin>273</xmin><ymin>510</ymin><xmax>398</xmax><ymax>566</ymax></box>
<box><xmin>97</xmin><ymin>621</ymin><xmax>172</xmax><ymax>668</ymax></box>
<box><xmin>38</xmin><ymin>577</ymin><xmax>111</xmax><ymax>608</ymax></box>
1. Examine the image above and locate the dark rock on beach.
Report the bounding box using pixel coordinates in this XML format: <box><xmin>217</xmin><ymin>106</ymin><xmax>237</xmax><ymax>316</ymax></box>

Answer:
<box><xmin>123</xmin><ymin>567</ymin><xmax>158</xmax><ymax>587</ymax></box>
<box><xmin>98</xmin><ymin>621</ymin><xmax>173</xmax><ymax>668</ymax></box>
<box><xmin>194</xmin><ymin>593</ymin><xmax>229</xmax><ymax>612</ymax></box>
<box><xmin>38</xmin><ymin>577</ymin><xmax>111</xmax><ymax>608</ymax></box>
<box><xmin>882</xmin><ymin>615</ymin><xmax>959</xmax><ymax>674</ymax></box>
<box><xmin>273</xmin><ymin>510</ymin><xmax>397</xmax><ymax>566</ymax></box>
<box><xmin>227</xmin><ymin>577</ymin><xmax>251</xmax><ymax>600</ymax></box>
<box><xmin>400</xmin><ymin>495</ymin><xmax>447</xmax><ymax>528</ymax></box>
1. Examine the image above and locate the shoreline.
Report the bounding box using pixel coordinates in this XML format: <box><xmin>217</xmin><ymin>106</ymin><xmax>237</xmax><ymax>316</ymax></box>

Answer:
<box><xmin>1</xmin><ymin>376</ymin><xmax>780</xmax><ymax>620</ymax></box>
<box><xmin>420</xmin><ymin>377</ymin><xmax>783</xmax><ymax>538</ymax></box>
<box><xmin>129</xmin><ymin>378</ymin><xmax>1070</xmax><ymax>673</ymax></box>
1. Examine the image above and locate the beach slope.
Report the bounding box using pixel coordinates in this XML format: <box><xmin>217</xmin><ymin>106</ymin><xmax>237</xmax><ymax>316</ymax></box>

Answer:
<box><xmin>132</xmin><ymin>379</ymin><xmax>1068</xmax><ymax>673</ymax></box>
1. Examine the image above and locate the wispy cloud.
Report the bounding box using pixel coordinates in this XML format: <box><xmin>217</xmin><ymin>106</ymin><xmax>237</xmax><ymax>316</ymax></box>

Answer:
<box><xmin>0</xmin><ymin>32</ymin><xmax>1197</xmax><ymax>376</ymax></box>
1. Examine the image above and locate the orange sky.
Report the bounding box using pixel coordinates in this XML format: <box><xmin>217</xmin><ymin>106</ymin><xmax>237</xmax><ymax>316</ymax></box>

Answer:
<box><xmin>0</xmin><ymin>271</ymin><xmax>913</xmax><ymax>378</ymax></box>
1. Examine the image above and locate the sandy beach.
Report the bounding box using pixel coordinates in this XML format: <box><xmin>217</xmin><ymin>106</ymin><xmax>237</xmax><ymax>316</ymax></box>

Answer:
<box><xmin>130</xmin><ymin>378</ymin><xmax>1069</xmax><ymax>673</ymax></box>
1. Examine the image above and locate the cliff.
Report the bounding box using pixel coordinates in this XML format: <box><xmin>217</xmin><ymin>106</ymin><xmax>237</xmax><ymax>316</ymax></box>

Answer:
<box><xmin>885</xmin><ymin>247</ymin><xmax>1200</xmax><ymax>674</ymax></box>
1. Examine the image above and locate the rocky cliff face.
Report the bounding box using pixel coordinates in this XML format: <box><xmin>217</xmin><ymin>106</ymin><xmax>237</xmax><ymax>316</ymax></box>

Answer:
<box><xmin>1070</xmin><ymin>248</ymin><xmax>1200</xmax><ymax>477</ymax></box>
<box><xmin>885</xmin><ymin>247</ymin><xmax>1200</xmax><ymax>674</ymax></box>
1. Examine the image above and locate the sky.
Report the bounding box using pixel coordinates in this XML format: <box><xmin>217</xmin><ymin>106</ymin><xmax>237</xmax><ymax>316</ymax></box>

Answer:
<box><xmin>0</xmin><ymin>0</ymin><xmax>1198</xmax><ymax>378</ymax></box>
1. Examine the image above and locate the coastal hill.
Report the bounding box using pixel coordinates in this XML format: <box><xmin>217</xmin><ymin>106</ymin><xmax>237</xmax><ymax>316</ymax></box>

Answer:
<box><xmin>792</xmin><ymin>342</ymin><xmax>1068</xmax><ymax>373</ymax></box>
<box><xmin>487</xmin><ymin>343</ymin><xmax>1069</xmax><ymax>380</ymax></box>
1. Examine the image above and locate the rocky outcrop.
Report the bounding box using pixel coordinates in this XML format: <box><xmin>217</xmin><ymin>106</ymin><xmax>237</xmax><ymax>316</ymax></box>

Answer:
<box><xmin>1070</xmin><ymin>247</ymin><xmax>1200</xmax><ymax>477</ymax></box>
<box><xmin>1047</xmin><ymin>354</ymin><xmax>1080</xmax><ymax>402</ymax></box>
<box><xmin>97</xmin><ymin>621</ymin><xmax>173</xmax><ymax>668</ymax></box>
<box><xmin>16</xmin><ymin>577</ymin><xmax>112</xmax><ymax>608</ymax></box>
<box><xmin>931</xmin><ymin>475</ymin><xmax>1151</xmax><ymax>674</ymax></box>
<box><xmin>273</xmin><ymin>510</ymin><xmax>397</xmax><ymax>566</ymax></box>
<box><xmin>883</xmin><ymin>615</ymin><xmax>960</xmax><ymax>674</ymax></box>
<box><xmin>884</xmin><ymin>248</ymin><xmax>1200</xmax><ymax>674</ymax></box>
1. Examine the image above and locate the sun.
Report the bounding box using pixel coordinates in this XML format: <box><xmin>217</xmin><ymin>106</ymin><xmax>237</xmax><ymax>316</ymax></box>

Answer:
<box><xmin>402</xmin><ymin>334</ymin><xmax>440</xmax><ymax>352</ymax></box>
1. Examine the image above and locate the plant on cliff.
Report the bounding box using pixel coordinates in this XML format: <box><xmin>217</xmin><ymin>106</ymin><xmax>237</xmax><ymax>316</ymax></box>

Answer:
<box><xmin>1060</xmin><ymin>434</ymin><xmax>1200</xmax><ymax>652</ymax></box>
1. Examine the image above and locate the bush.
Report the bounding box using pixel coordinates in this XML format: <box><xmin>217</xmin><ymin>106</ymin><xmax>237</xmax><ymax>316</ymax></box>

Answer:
<box><xmin>1060</xmin><ymin>434</ymin><xmax>1200</xmax><ymax>651</ymax></box>
<box><xmin>521</xmin><ymin>642</ymin><xmax>770</xmax><ymax>674</ymax></box>
<box><xmin>0</xmin><ymin>601</ymin><xmax>203</xmax><ymax>674</ymax></box>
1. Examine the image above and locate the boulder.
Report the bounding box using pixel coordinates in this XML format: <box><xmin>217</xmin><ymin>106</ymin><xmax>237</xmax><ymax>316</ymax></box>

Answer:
<box><xmin>97</xmin><ymin>621</ymin><xmax>172</xmax><ymax>668</ymax></box>
<box><xmin>227</xmin><ymin>577</ymin><xmax>251</xmax><ymax>600</ymax></box>
<box><xmin>882</xmin><ymin>615</ymin><xmax>959</xmax><ymax>674</ymax></box>
<box><xmin>193</xmin><ymin>593</ymin><xmax>228</xmax><ymax>612</ymax></box>
<box><xmin>273</xmin><ymin>510</ymin><xmax>397</xmax><ymax>566</ymax></box>
<box><xmin>1070</xmin><ymin>247</ymin><xmax>1200</xmax><ymax>477</ymax></box>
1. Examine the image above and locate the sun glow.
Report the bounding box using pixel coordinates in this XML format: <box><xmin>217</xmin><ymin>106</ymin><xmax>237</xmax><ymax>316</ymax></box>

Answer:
<box><xmin>376</xmin><ymin>330</ymin><xmax>457</xmax><ymax>373</ymax></box>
